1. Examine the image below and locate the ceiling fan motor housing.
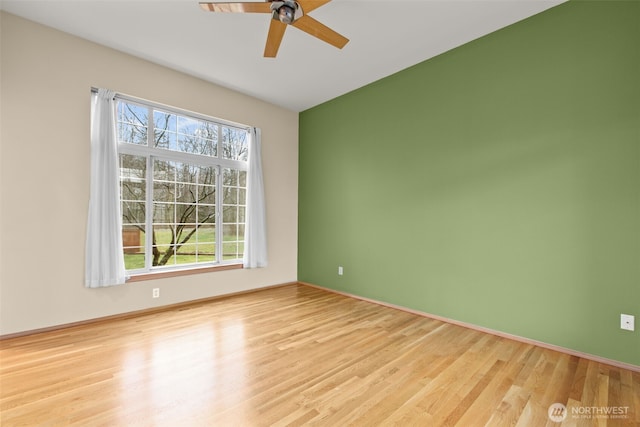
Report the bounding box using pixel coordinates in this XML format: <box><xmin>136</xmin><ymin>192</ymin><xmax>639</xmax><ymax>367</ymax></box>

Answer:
<box><xmin>270</xmin><ymin>0</ymin><xmax>301</xmax><ymax>24</ymax></box>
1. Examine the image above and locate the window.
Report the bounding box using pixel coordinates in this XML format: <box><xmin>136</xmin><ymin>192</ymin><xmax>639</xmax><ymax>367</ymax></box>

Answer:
<box><xmin>116</xmin><ymin>97</ymin><xmax>249</xmax><ymax>274</ymax></box>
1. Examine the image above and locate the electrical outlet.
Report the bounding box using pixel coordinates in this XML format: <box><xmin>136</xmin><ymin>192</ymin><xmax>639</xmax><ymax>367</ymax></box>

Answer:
<box><xmin>338</xmin><ymin>266</ymin><xmax>343</xmax><ymax>276</ymax></box>
<box><xmin>620</xmin><ymin>314</ymin><xmax>634</xmax><ymax>331</ymax></box>
<box><xmin>152</xmin><ymin>288</ymin><xmax>160</xmax><ymax>299</ymax></box>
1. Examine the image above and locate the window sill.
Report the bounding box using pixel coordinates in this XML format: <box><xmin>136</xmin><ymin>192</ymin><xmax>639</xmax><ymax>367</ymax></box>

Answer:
<box><xmin>126</xmin><ymin>263</ymin><xmax>243</xmax><ymax>283</ymax></box>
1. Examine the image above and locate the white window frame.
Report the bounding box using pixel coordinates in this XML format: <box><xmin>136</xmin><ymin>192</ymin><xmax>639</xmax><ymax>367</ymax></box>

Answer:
<box><xmin>116</xmin><ymin>94</ymin><xmax>250</xmax><ymax>276</ymax></box>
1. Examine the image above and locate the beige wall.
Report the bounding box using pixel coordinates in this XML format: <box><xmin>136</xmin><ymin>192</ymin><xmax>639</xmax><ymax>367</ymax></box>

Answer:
<box><xmin>0</xmin><ymin>12</ymin><xmax>299</xmax><ymax>335</ymax></box>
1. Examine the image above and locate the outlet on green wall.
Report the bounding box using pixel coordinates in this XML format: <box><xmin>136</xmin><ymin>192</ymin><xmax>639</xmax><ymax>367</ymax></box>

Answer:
<box><xmin>299</xmin><ymin>1</ymin><xmax>639</xmax><ymax>366</ymax></box>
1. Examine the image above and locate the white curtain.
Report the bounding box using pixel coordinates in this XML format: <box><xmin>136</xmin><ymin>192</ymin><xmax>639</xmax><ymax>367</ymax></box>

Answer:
<box><xmin>243</xmin><ymin>127</ymin><xmax>268</xmax><ymax>268</ymax></box>
<box><xmin>85</xmin><ymin>89</ymin><xmax>127</xmax><ymax>287</ymax></box>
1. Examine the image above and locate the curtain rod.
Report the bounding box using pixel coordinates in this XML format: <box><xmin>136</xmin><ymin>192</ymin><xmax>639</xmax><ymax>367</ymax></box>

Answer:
<box><xmin>90</xmin><ymin>86</ymin><xmax>252</xmax><ymax>131</ymax></box>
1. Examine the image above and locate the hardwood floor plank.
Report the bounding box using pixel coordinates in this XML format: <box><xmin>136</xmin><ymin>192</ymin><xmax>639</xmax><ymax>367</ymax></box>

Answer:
<box><xmin>1</xmin><ymin>284</ymin><xmax>638</xmax><ymax>426</ymax></box>
<box><xmin>484</xmin><ymin>384</ymin><xmax>531</xmax><ymax>426</ymax></box>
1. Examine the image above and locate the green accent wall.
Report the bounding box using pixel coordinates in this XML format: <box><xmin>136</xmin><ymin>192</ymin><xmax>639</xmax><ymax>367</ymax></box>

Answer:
<box><xmin>298</xmin><ymin>1</ymin><xmax>640</xmax><ymax>366</ymax></box>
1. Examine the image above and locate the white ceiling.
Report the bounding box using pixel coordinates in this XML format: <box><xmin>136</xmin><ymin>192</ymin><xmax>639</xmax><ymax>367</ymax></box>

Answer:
<box><xmin>1</xmin><ymin>0</ymin><xmax>564</xmax><ymax>112</ymax></box>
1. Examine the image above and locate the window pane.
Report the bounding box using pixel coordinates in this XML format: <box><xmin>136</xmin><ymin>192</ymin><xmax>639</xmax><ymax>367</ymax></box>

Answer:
<box><xmin>119</xmin><ymin>124</ymin><xmax>147</xmax><ymax>145</ymax></box>
<box><xmin>178</xmin><ymin>166</ymin><xmax>195</xmax><ymax>182</ymax></box>
<box><xmin>222</xmin><ymin>127</ymin><xmax>248</xmax><ymax>161</ymax></box>
<box><xmin>120</xmin><ymin>154</ymin><xmax>146</xmax><ymax>177</ymax></box>
<box><xmin>154</xmin><ymin>181</ymin><xmax>175</xmax><ymax>203</ymax></box>
<box><xmin>223</xmin><ymin>206</ymin><xmax>238</xmax><ymax>223</ymax></box>
<box><xmin>117</xmin><ymin>102</ymin><xmax>148</xmax><ymax>145</ymax></box>
<box><xmin>123</xmin><ymin>227</ymin><xmax>145</xmax><ymax>270</ymax></box>
<box><xmin>198</xmin><ymin>253</ymin><xmax>216</xmax><ymax>263</ymax></box>
<box><xmin>154</xmin><ymin>110</ymin><xmax>177</xmax><ymax>130</ymax></box>
<box><xmin>154</xmin><ymin>159</ymin><xmax>174</xmax><ymax>181</ymax></box>
<box><xmin>175</xmin><ymin>163</ymin><xmax>196</xmax><ymax>183</ymax></box>
<box><xmin>175</xmin><ymin>224</ymin><xmax>197</xmax><ymax>246</ymax></box>
<box><xmin>223</xmin><ymin>224</ymin><xmax>239</xmax><ymax>238</ymax></box>
<box><xmin>198</xmin><ymin>186</ymin><xmax>216</xmax><ymax>205</ymax></box>
<box><xmin>222</xmin><ymin>242</ymin><xmax>243</xmax><ymax>260</ymax></box>
<box><xmin>224</xmin><ymin>187</ymin><xmax>238</xmax><ymax>204</ymax></box>
<box><xmin>176</xmin><ymin>183</ymin><xmax>198</xmax><ymax>204</ymax></box>
<box><xmin>197</xmin><ymin>166</ymin><xmax>216</xmax><ymax>185</ymax></box>
<box><xmin>154</xmin><ymin>203</ymin><xmax>175</xmax><ymax>224</ymax></box>
<box><xmin>197</xmin><ymin>206</ymin><xmax>216</xmax><ymax>224</ymax></box>
<box><xmin>176</xmin><ymin>244</ymin><xmax>197</xmax><ymax>265</ymax></box>
<box><xmin>122</xmin><ymin>201</ymin><xmax>145</xmax><ymax>225</ymax></box>
<box><xmin>154</xmin><ymin>129</ymin><xmax>177</xmax><ymax>151</ymax></box>
<box><xmin>223</xmin><ymin>168</ymin><xmax>238</xmax><ymax>186</ymax></box>
<box><xmin>122</xmin><ymin>181</ymin><xmax>145</xmax><ymax>201</ymax></box>
<box><xmin>197</xmin><ymin>224</ymin><xmax>216</xmax><ymax>243</ymax></box>
<box><xmin>153</xmin><ymin>226</ymin><xmax>174</xmax><ymax>246</ymax></box>
<box><xmin>118</xmin><ymin>102</ymin><xmax>148</xmax><ymax>126</ymax></box>
<box><xmin>154</xmin><ymin>111</ymin><xmax>178</xmax><ymax>151</ymax></box>
<box><xmin>153</xmin><ymin>244</ymin><xmax>175</xmax><ymax>266</ymax></box>
<box><xmin>176</xmin><ymin>203</ymin><xmax>197</xmax><ymax>224</ymax></box>
<box><xmin>165</xmin><ymin>116</ymin><xmax>218</xmax><ymax>156</ymax></box>
<box><xmin>177</xmin><ymin>135</ymin><xmax>216</xmax><ymax>156</ymax></box>
<box><xmin>176</xmin><ymin>244</ymin><xmax>195</xmax><ymax>254</ymax></box>
<box><xmin>222</xmin><ymin>242</ymin><xmax>238</xmax><ymax>259</ymax></box>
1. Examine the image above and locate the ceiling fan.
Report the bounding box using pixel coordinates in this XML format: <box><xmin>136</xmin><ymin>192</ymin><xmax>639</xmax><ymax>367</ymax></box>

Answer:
<box><xmin>199</xmin><ymin>0</ymin><xmax>349</xmax><ymax>57</ymax></box>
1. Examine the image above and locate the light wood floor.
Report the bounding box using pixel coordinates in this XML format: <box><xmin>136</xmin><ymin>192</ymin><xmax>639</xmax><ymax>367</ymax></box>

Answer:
<box><xmin>1</xmin><ymin>284</ymin><xmax>638</xmax><ymax>426</ymax></box>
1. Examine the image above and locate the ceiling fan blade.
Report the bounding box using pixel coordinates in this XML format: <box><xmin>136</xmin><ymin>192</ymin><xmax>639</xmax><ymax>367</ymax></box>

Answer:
<box><xmin>297</xmin><ymin>0</ymin><xmax>332</xmax><ymax>14</ymax></box>
<box><xmin>199</xmin><ymin>2</ymin><xmax>272</xmax><ymax>13</ymax></box>
<box><xmin>264</xmin><ymin>19</ymin><xmax>287</xmax><ymax>57</ymax></box>
<box><xmin>291</xmin><ymin>15</ymin><xmax>348</xmax><ymax>50</ymax></box>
